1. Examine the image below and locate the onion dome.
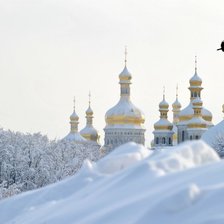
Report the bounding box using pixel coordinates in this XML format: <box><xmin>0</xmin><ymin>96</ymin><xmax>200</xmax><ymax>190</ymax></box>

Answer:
<box><xmin>154</xmin><ymin>119</ymin><xmax>173</xmax><ymax>130</ymax></box>
<box><xmin>159</xmin><ymin>97</ymin><xmax>169</xmax><ymax>109</ymax></box>
<box><xmin>154</xmin><ymin>93</ymin><xmax>173</xmax><ymax>131</ymax></box>
<box><xmin>172</xmin><ymin>98</ymin><xmax>181</xmax><ymax>109</ymax></box>
<box><xmin>187</xmin><ymin>98</ymin><xmax>207</xmax><ymax>129</ymax></box>
<box><xmin>86</xmin><ymin>105</ymin><xmax>93</xmax><ymax>115</ymax></box>
<box><xmin>189</xmin><ymin>56</ymin><xmax>202</xmax><ymax>87</ymax></box>
<box><xmin>64</xmin><ymin>98</ymin><xmax>86</xmax><ymax>142</ymax></box>
<box><xmin>105</xmin><ymin>60</ymin><xmax>145</xmax><ymax>128</ymax></box>
<box><xmin>172</xmin><ymin>85</ymin><xmax>182</xmax><ymax>125</ymax></box>
<box><xmin>119</xmin><ymin>66</ymin><xmax>132</xmax><ymax>83</ymax></box>
<box><xmin>179</xmin><ymin>103</ymin><xmax>212</xmax><ymax>123</ymax></box>
<box><xmin>172</xmin><ymin>86</ymin><xmax>181</xmax><ymax>109</ymax></box>
<box><xmin>189</xmin><ymin>72</ymin><xmax>202</xmax><ymax>87</ymax></box>
<box><xmin>70</xmin><ymin>110</ymin><xmax>79</xmax><ymax>121</ymax></box>
<box><xmin>80</xmin><ymin>94</ymin><xmax>100</xmax><ymax>143</ymax></box>
<box><xmin>179</xmin><ymin>57</ymin><xmax>213</xmax><ymax>124</ymax></box>
<box><xmin>105</xmin><ymin>95</ymin><xmax>145</xmax><ymax>127</ymax></box>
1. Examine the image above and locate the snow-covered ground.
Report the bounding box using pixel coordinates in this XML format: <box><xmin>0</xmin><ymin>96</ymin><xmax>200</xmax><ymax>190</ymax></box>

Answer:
<box><xmin>0</xmin><ymin>141</ymin><xmax>224</xmax><ymax>224</ymax></box>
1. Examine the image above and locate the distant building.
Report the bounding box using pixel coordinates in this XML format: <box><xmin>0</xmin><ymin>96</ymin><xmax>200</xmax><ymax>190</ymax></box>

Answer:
<box><xmin>153</xmin><ymin>91</ymin><xmax>174</xmax><ymax>147</ymax></box>
<box><xmin>64</xmin><ymin>54</ymin><xmax>215</xmax><ymax>151</ymax></box>
<box><xmin>104</xmin><ymin>49</ymin><xmax>145</xmax><ymax>151</ymax></box>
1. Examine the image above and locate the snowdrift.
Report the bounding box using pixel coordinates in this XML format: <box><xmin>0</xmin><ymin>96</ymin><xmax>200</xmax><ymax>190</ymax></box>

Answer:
<box><xmin>0</xmin><ymin>141</ymin><xmax>224</xmax><ymax>224</ymax></box>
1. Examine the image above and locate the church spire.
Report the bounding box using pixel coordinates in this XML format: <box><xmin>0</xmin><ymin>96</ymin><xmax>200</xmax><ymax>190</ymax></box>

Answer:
<box><xmin>195</xmin><ymin>55</ymin><xmax>197</xmax><ymax>74</ymax></box>
<box><xmin>64</xmin><ymin>97</ymin><xmax>86</xmax><ymax>142</ymax></box>
<box><xmin>172</xmin><ymin>84</ymin><xmax>181</xmax><ymax>124</ymax></box>
<box><xmin>125</xmin><ymin>45</ymin><xmax>127</xmax><ymax>66</ymax></box>
<box><xmin>189</xmin><ymin>56</ymin><xmax>203</xmax><ymax>101</ymax></box>
<box><xmin>119</xmin><ymin>47</ymin><xmax>132</xmax><ymax>98</ymax></box>
<box><xmin>176</xmin><ymin>84</ymin><xmax>178</xmax><ymax>99</ymax></box>
<box><xmin>86</xmin><ymin>92</ymin><xmax>93</xmax><ymax>126</ymax></box>
<box><xmin>88</xmin><ymin>91</ymin><xmax>91</xmax><ymax>107</ymax></box>
<box><xmin>159</xmin><ymin>87</ymin><xmax>169</xmax><ymax>119</ymax></box>
<box><xmin>69</xmin><ymin>96</ymin><xmax>79</xmax><ymax>133</ymax></box>
<box><xmin>80</xmin><ymin>93</ymin><xmax>100</xmax><ymax>143</ymax></box>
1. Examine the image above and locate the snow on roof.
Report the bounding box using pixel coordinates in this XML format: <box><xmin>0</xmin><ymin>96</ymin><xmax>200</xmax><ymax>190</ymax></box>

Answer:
<box><xmin>80</xmin><ymin>125</ymin><xmax>98</xmax><ymax>136</ymax></box>
<box><xmin>179</xmin><ymin>102</ymin><xmax>212</xmax><ymax>118</ymax></box>
<box><xmin>64</xmin><ymin>132</ymin><xmax>86</xmax><ymax>142</ymax></box>
<box><xmin>119</xmin><ymin>65</ymin><xmax>132</xmax><ymax>78</ymax></box>
<box><xmin>86</xmin><ymin>106</ymin><xmax>93</xmax><ymax>114</ymax></box>
<box><xmin>159</xmin><ymin>98</ymin><xmax>169</xmax><ymax>108</ymax></box>
<box><xmin>190</xmin><ymin>72</ymin><xmax>202</xmax><ymax>84</ymax></box>
<box><xmin>187</xmin><ymin>117</ymin><xmax>207</xmax><ymax>126</ymax></box>
<box><xmin>105</xmin><ymin>97</ymin><xmax>144</xmax><ymax>120</ymax></box>
<box><xmin>172</xmin><ymin>98</ymin><xmax>181</xmax><ymax>108</ymax></box>
<box><xmin>70</xmin><ymin>111</ymin><xmax>79</xmax><ymax>120</ymax></box>
<box><xmin>202</xmin><ymin>120</ymin><xmax>224</xmax><ymax>146</ymax></box>
<box><xmin>0</xmin><ymin>141</ymin><xmax>222</xmax><ymax>224</ymax></box>
<box><xmin>192</xmin><ymin>97</ymin><xmax>202</xmax><ymax>105</ymax></box>
<box><xmin>154</xmin><ymin>118</ymin><xmax>173</xmax><ymax>127</ymax></box>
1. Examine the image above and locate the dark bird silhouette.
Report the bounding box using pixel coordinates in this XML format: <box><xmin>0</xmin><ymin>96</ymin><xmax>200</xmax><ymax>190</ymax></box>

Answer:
<box><xmin>217</xmin><ymin>41</ymin><xmax>224</xmax><ymax>51</ymax></box>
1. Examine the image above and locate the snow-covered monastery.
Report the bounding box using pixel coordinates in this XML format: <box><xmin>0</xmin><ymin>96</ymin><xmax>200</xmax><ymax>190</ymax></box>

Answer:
<box><xmin>153</xmin><ymin>56</ymin><xmax>213</xmax><ymax>148</ymax></box>
<box><xmin>64</xmin><ymin>53</ymin><xmax>216</xmax><ymax>151</ymax></box>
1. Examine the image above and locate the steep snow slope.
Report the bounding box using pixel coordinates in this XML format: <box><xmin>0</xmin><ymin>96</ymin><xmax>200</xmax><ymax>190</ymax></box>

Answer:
<box><xmin>0</xmin><ymin>141</ymin><xmax>224</xmax><ymax>224</ymax></box>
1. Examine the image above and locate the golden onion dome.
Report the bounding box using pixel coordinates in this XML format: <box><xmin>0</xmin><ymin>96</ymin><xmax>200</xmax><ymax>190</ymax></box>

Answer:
<box><xmin>154</xmin><ymin>118</ymin><xmax>173</xmax><ymax>130</ymax></box>
<box><xmin>70</xmin><ymin>110</ymin><xmax>79</xmax><ymax>121</ymax></box>
<box><xmin>105</xmin><ymin>64</ymin><xmax>145</xmax><ymax>127</ymax></box>
<box><xmin>172</xmin><ymin>98</ymin><xmax>181</xmax><ymax>109</ymax></box>
<box><xmin>119</xmin><ymin>65</ymin><xmax>132</xmax><ymax>83</ymax></box>
<box><xmin>105</xmin><ymin>98</ymin><xmax>145</xmax><ymax>126</ymax></box>
<box><xmin>154</xmin><ymin>93</ymin><xmax>173</xmax><ymax>130</ymax></box>
<box><xmin>178</xmin><ymin>103</ymin><xmax>212</xmax><ymax>122</ymax></box>
<box><xmin>187</xmin><ymin>98</ymin><xmax>207</xmax><ymax>129</ymax></box>
<box><xmin>80</xmin><ymin>100</ymin><xmax>99</xmax><ymax>143</ymax></box>
<box><xmin>86</xmin><ymin>105</ymin><xmax>93</xmax><ymax>116</ymax></box>
<box><xmin>189</xmin><ymin>72</ymin><xmax>202</xmax><ymax>86</ymax></box>
<box><xmin>159</xmin><ymin>98</ymin><xmax>169</xmax><ymax>109</ymax></box>
<box><xmin>80</xmin><ymin>126</ymin><xmax>99</xmax><ymax>142</ymax></box>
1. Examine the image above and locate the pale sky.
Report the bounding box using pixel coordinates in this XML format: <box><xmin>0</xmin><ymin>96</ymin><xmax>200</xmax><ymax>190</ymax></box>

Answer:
<box><xmin>0</xmin><ymin>0</ymin><xmax>224</xmax><ymax>146</ymax></box>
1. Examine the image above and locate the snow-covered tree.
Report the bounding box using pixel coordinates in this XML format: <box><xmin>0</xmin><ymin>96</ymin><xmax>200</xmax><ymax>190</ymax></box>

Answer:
<box><xmin>212</xmin><ymin>135</ymin><xmax>224</xmax><ymax>158</ymax></box>
<box><xmin>0</xmin><ymin>129</ymin><xmax>102</xmax><ymax>199</ymax></box>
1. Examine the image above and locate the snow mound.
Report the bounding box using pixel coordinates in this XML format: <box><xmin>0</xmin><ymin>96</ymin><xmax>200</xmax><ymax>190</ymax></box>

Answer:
<box><xmin>96</xmin><ymin>142</ymin><xmax>151</xmax><ymax>174</ymax></box>
<box><xmin>0</xmin><ymin>140</ymin><xmax>223</xmax><ymax>224</ymax></box>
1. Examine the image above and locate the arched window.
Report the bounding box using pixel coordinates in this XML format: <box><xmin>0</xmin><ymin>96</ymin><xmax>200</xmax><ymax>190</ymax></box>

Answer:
<box><xmin>169</xmin><ymin>137</ymin><xmax>171</xmax><ymax>145</ymax></box>
<box><xmin>162</xmin><ymin>137</ymin><xmax>166</xmax><ymax>144</ymax></box>
<box><xmin>182</xmin><ymin>131</ymin><xmax>185</xmax><ymax>141</ymax></box>
<box><xmin>195</xmin><ymin>135</ymin><xmax>199</xmax><ymax>140</ymax></box>
<box><xmin>190</xmin><ymin>135</ymin><xmax>193</xmax><ymax>140</ymax></box>
<box><xmin>156</xmin><ymin>137</ymin><xmax>159</xmax><ymax>144</ymax></box>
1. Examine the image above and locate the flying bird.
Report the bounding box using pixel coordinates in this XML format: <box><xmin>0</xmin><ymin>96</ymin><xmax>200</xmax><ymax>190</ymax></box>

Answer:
<box><xmin>217</xmin><ymin>41</ymin><xmax>224</xmax><ymax>51</ymax></box>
